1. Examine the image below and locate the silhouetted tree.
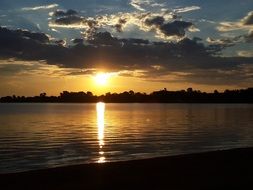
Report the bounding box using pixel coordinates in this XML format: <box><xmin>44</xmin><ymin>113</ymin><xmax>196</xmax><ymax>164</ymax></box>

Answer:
<box><xmin>40</xmin><ymin>92</ymin><xmax>47</xmax><ymax>97</ymax></box>
<box><xmin>187</xmin><ymin>88</ymin><xmax>193</xmax><ymax>93</ymax></box>
<box><xmin>1</xmin><ymin>88</ymin><xmax>253</xmax><ymax>103</ymax></box>
<box><xmin>214</xmin><ymin>90</ymin><xmax>219</xmax><ymax>94</ymax></box>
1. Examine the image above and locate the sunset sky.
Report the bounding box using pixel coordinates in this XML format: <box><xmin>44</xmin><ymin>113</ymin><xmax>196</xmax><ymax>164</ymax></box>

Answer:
<box><xmin>0</xmin><ymin>0</ymin><xmax>253</xmax><ymax>96</ymax></box>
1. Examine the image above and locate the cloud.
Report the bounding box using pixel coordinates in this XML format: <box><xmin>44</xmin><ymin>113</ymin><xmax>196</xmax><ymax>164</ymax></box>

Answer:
<box><xmin>22</xmin><ymin>4</ymin><xmax>58</xmax><ymax>11</ymax></box>
<box><xmin>67</xmin><ymin>69</ymin><xmax>96</xmax><ymax>76</ymax></box>
<box><xmin>54</xmin><ymin>15</ymin><xmax>85</xmax><ymax>26</ymax></box>
<box><xmin>114</xmin><ymin>18</ymin><xmax>128</xmax><ymax>32</ymax></box>
<box><xmin>143</xmin><ymin>15</ymin><xmax>197</xmax><ymax>39</ymax></box>
<box><xmin>206</xmin><ymin>30</ymin><xmax>253</xmax><ymax>47</ymax></box>
<box><xmin>238</xmin><ymin>50</ymin><xmax>253</xmax><ymax>57</ymax></box>
<box><xmin>145</xmin><ymin>16</ymin><xmax>165</xmax><ymax>26</ymax></box>
<box><xmin>206</xmin><ymin>36</ymin><xmax>240</xmax><ymax>47</ymax></box>
<box><xmin>49</xmin><ymin>10</ymin><xmax>97</xmax><ymax>32</ymax></box>
<box><xmin>245</xmin><ymin>30</ymin><xmax>253</xmax><ymax>42</ymax></box>
<box><xmin>1</xmin><ymin>27</ymin><xmax>253</xmax><ymax>86</ymax></box>
<box><xmin>130</xmin><ymin>0</ymin><xmax>150</xmax><ymax>11</ymax></box>
<box><xmin>213</xmin><ymin>11</ymin><xmax>253</xmax><ymax>47</ymax></box>
<box><xmin>50</xmin><ymin>9</ymin><xmax>78</xmax><ymax>17</ymax></box>
<box><xmin>171</xmin><ymin>66</ymin><xmax>253</xmax><ymax>86</ymax></box>
<box><xmin>159</xmin><ymin>20</ymin><xmax>194</xmax><ymax>37</ymax></box>
<box><xmin>48</xmin><ymin>6</ymin><xmax>200</xmax><ymax>41</ymax></box>
<box><xmin>217</xmin><ymin>11</ymin><xmax>253</xmax><ymax>32</ymax></box>
<box><xmin>0</xmin><ymin>27</ymin><xmax>229</xmax><ymax>68</ymax></box>
<box><xmin>0</xmin><ymin>27</ymin><xmax>50</xmax><ymax>44</ymax></box>
<box><xmin>130</xmin><ymin>0</ymin><xmax>166</xmax><ymax>11</ymax></box>
<box><xmin>242</xmin><ymin>11</ymin><xmax>253</xmax><ymax>25</ymax></box>
<box><xmin>173</xmin><ymin>6</ymin><xmax>201</xmax><ymax>13</ymax></box>
<box><xmin>141</xmin><ymin>12</ymin><xmax>199</xmax><ymax>39</ymax></box>
<box><xmin>54</xmin><ymin>39</ymin><xmax>67</xmax><ymax>47</ymax></box>
<box><xmin>71</xmin><ymin>38</ymin><xmax>84</xmax><ymax>44</ymax></box>
<box><xmin>87</xmin><ymin>32</ymin><xmax>122</xmax><ymax>46</ymax></box>
<box><xmin>0</xmin><ymin>59</ymin><xmax>66</xmax><ymax>77</ymax></box>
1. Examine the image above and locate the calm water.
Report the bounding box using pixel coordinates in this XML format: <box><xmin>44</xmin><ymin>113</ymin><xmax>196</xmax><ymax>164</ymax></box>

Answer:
<box><xmin>0</xmin><ymin>103</ymin><xmax>253</xmax><ymax>173</ymax></box>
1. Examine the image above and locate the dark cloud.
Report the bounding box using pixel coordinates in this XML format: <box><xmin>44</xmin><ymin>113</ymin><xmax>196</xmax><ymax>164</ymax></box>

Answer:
<box><xmin>50</xmin><ymin>9</ymin><xmax>97</xmax><ymax>27</ymax></box>
<box><xmin>1</xmin><ymin>28</ymin><xmax>43</xmax><ymax>43</ymax></box>
<box><xmin>17</xmin><ymin>29</ymin><xmax>49</xmax><ymax>43</ymax></box>
<box><xmin>52</xmin><ymin>9</ymin><xmax>78</xmax><ymax>17</ymax></box>
<box><xmin>159</xmin><ymin>21</ymin><xmax>193</xmax><ymax>37</ymax></box>
<box><xmin>114</xmin><ymin>18</ymin><xmax>127</xmax><ymax>32</ymax></box>
<box><xmin>54</xmin><ymin>15</ymin><xmax>84</xmax><ymax>25</ymax></box>
<box><xmin>143</xmin><ymin>15</ymin><xmax>194</xmax><ymax>38</ymax></box>
<box><xmin>71</xmin><ymin>38</ymin><xmax>84</xmax><ymax>44</ymax></box>
<box><xmin>0</xmin><ymin>27</ymin><xmax>68</xmax><ymax>65</ymax></box>
<box><xmin>1</xmin><ymin>27</ymin><xmax>253</xmax><ymax>86</ymax></box>
<box><xmin>245</xmin><ymin>30</ymin><xmax>253</xmax><ymax>42</ymax></box>
<box><xmin>49</xmin><ymin>9</ymin><xmax>89</xmax><ymax>33</ymax></box>
<box><xmin>0</xmin><ymin>27</ymin><xmax>240</xmax><ymax>66</ymax></box>
<box><xmin>0</xmin><ymin>27</ymin><xmax>49</xmax><ymax>52</ymax></box>
<box><xmin>121</xmin><ymin>38</ymin><xmax>149</xmax><ymax>45</ymax></box>
<box><xmin>54</xmin><ymin>39</ymin><xmax>66</xmax><ymax>46</ymax></box>
<box><xmin>145</xmin><ymin>16</ymin><xmax>165</xmax><ymax>26</ymax></box>
<box><xmin>49</xmin><ymin>10</ymin><xmax>99</xmax><ymax>38</ymax></box>
<box><xmin>88</xmin><ymin>32</ymin><xmax>121</xmax><ymax>46</ymax></box>
<box><xmin>242</xmin><ymin>11</ymin><xmax>253</xmax><ymax>25</ymax></box>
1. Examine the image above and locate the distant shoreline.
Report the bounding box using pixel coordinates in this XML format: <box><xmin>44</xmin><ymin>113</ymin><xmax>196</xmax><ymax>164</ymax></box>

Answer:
<box><xmin>1</xmin><ymin>87</ymin><xmax>253</xmax><ymax>103</ymax></box>
<box><xmin>1</xmin><ymin>101</ymin><xmax>253</xmax><ymax>104</ymax></box>
<box><xmin>1</xmin><ymin>147</ymin><xmax>253</xmax><ymax>190</ymax></box>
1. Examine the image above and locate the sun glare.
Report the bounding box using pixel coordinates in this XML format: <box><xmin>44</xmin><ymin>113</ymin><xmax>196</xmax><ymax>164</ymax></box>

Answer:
<box><xmin>94</xmin><ymin>73</ymin><xmax>110</xmax><ymax>86</ymax></box>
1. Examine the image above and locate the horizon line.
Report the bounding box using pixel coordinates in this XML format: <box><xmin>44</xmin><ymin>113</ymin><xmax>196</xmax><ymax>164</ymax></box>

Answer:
<box><xmin>1</xmin><ymin>87</ymin><xmax>253</xmax><ymax>98</ymax></box>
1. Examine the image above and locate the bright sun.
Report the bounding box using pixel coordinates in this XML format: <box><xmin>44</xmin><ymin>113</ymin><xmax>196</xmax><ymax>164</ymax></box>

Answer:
<box><xmin>94</xmin><ymin>73</ymin><xmax>110</xmax><ymax>86</ymax></box>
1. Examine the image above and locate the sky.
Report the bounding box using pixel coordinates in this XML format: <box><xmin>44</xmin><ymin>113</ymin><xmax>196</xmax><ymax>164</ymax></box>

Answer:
<box><xmin>0</xmin><ymin>0</ymin><xmax>253</xmax><ymax>96</ymax></box>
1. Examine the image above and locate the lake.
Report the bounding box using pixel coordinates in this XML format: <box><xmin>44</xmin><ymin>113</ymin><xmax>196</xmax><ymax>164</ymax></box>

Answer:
<box><xmin>0</xmin><ymin>103</ymin><xmax>253</xmax><ymax>173</ymax></box>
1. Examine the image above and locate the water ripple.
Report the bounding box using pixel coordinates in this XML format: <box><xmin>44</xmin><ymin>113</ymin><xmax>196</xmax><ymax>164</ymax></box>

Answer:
<box><xmin>0</xmin><ymin>103</ymin><xmax>253</xmax><ymax>173</ymax></box>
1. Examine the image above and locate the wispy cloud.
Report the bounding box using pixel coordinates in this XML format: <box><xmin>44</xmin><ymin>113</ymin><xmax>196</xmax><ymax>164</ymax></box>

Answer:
<box><xmin>206</xmin><ymin>36</ymin><xmax>242</xmax><ymax>47</ymax></box>
<box><xmin>130</xmin><ymin>0</ymin><xmax>147</xmax><ymax>11</ymax></box>
<box><xmin>217</xmin><ymin>11</ymin><xmax>253</xmax><ymax>32</ymax></box>
<box><xmin>173</xmin><ymin>6</ymin><xmax>201</xmax><ymax>13</ymax></box>
<box><xmin>238</xmin><ymin>50</ymin><xmax>253</xmax><ymax>57</ymax></box>
<box><xmin>130</xmin><ymin>0</ymin><xmax>166</xmax><ymax>11</ymax></box>
<box><xmin>22</xmin><ymin>4</ymin><xmax>58</xmax><ymax>11</ymax></box>
<box><xmin>0</xmin><ymin>59</ymin><xmax>67</xmax><ymax>77</ymax></box>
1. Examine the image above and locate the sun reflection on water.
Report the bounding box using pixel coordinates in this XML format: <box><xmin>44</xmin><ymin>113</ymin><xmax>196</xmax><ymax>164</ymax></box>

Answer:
<box><xmin>96</xmin><ymin>102</ymin><xmax>106</xmax><ymax>163</ymax></box>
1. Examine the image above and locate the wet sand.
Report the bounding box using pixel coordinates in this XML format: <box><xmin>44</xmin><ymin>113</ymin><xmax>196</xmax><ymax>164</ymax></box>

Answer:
<box><xmin>1</xmin><ymin>147</ymin><xmax>253</xmax><ymax>190</ymax></box>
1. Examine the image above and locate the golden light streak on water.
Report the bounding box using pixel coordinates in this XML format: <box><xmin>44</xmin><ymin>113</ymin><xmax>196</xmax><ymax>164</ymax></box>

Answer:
<box><xmin>96</xmin><ymin>102</ymin><xmax>106</xmax><ymax>163</ymax></box>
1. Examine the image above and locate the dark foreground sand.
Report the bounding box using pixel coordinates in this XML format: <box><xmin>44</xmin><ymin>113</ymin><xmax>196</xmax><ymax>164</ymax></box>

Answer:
<box><xmin>1</xmin><ymin>148</ymin><xmax>253</xmax><ymax>190</ymax></box>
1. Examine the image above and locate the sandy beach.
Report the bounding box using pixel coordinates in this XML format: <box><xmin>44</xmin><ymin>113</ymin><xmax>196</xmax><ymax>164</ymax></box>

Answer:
<box><xmin>1</xmin><ymin>147</ymin><xmax>253</xmax><ymax>190</ymax></box>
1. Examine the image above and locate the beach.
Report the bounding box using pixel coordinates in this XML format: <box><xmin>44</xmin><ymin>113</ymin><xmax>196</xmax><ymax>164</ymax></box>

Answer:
<box><xmin>1</xmin><ymin>147</ymin><xmax>253</xmax><ymax>190</ymax></box>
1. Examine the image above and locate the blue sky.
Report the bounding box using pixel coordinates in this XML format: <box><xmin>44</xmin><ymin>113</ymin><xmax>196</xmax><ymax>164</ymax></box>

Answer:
<box><xmin>0</xmin><ymin>0</ymin><xmax>253</xmax><ymax>95</ymax></box>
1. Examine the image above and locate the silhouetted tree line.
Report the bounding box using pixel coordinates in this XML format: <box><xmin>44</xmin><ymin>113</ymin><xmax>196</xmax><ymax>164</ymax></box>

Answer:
<box><xmin>1</xmin><ymin>88</ymin><xmax>253</xmax><ymax>103</ymax></box>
